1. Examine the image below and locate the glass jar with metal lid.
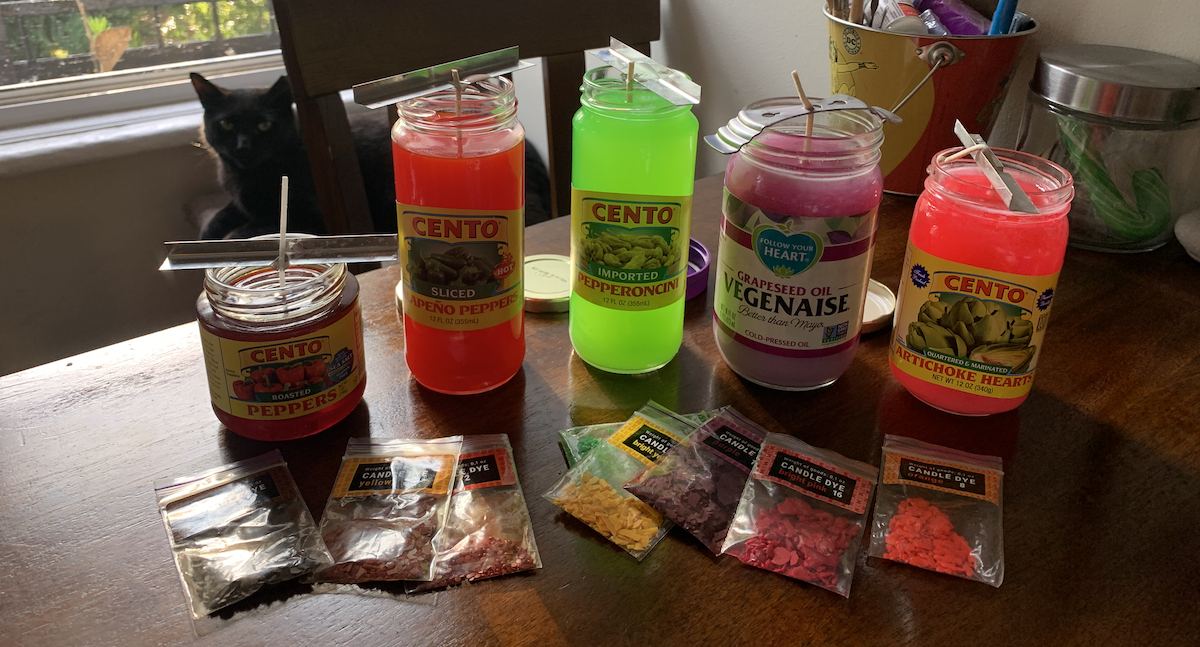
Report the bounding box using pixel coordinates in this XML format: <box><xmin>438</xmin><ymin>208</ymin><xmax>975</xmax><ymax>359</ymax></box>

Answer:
<box><xmin>1015</xmin><ymin>44</ymin><xmax>1200</xmax><ymax>252</ymax></box>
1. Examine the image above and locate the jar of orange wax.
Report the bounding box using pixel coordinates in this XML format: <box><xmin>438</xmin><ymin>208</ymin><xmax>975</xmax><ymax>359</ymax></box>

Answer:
<box><xmin>196</xmin><ymin>261</ymin><xmax>366</xmax><ymax>440</ymax></box>
<box><xmin>889</xmin><ymin>149</ymin><xmax>1073</xmax><ymax>416</ymax></box>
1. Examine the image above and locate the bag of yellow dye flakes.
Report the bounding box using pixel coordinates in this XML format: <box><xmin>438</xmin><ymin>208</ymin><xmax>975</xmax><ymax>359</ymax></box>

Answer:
<box><xmin>543</xmin><ymin>401</ymin><xmax>699</xmax><ymax>560</ymax></box>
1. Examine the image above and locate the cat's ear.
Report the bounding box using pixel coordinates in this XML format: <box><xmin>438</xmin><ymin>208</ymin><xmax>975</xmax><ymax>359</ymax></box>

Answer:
<box><xmin>190</xmin><ymin>73</ymin><xmax>228</xmax><ymax>111</ymax></box>
<box><xmin>265</xmin><ymin>76</ymin><xmax>294</xmax><ymax>110</ymax></box>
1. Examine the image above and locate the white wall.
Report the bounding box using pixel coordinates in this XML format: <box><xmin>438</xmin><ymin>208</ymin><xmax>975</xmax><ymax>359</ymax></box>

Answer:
<box><xmin>655</xmin><ymin>0</ymin><xmax>1200</xmax><ymax>178</ymax></box>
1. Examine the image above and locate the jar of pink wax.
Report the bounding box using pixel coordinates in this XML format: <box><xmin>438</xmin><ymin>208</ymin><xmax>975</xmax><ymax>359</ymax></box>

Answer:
<box><xmin>713</xmin><ymin>101</ymin><xmax>884</xmax><ymax>390</ymax></box>
<box><xmin>890</xmin><ymin>149</ymin><xmax>1073</xmax><ymax>415</ymax></box>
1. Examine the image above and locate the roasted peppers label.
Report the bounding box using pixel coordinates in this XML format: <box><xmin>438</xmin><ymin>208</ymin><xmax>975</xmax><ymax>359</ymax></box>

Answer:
<box><xmin>398</xmin><ymin>204</ymin><xmax>523</xmax><ymax>331</ymax></box>
<box><xmin>570</xmin><ymin>189</ymin><xmax>692</xmax><ymax>312</ymax></box>
<box><xmin>608</xmin><ymin>416</ymin><xmax>683</xmax><ymax>468</ymax></box>
<box><xmin>199</xmin><ymin>306</ymin><xmax>364</xmax><ymax>421</ymax></box>
<box><xmin>332</xmin><ymin>455</ymin><xmax>456</xmax><ymax>497</ymax></box>
<box><xmin>755</xmin><ymin>444</ymin><xmax>872</xmax><ymax>515</ymax></box>
<box><xmin>714</xmin><ymin>189</ymin><xmax>877</xmax><ymax>358</ymax></box>
<box><xmin>890</xmin><ymin>242</ymin><xmax>1059</xmax><ymax>400</ymax></box>
<box><xmin>883</xmin><ymin>452</ymin><xmax>1002</xmax><ymax>505</ymax></box>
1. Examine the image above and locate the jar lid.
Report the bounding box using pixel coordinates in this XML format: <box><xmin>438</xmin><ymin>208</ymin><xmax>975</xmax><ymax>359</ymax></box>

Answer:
<box><xmin>524</xmin><ymin>254</ymin><xmax>571</xmax><ymax>313</ymax></box>
<box><xmin>1031</xmin><ymin>45</ymin><xmax>1200</xmax><ymax>123</ymax></box>
<box><xmin>861</xmin><ymin>279</ymin><xmax>896</xmax><ymax>334</ymax></box>
<box><xmin>686</xmin><ymin>239</ymin><xmax>711</xmax><ymax>300</ymax></box>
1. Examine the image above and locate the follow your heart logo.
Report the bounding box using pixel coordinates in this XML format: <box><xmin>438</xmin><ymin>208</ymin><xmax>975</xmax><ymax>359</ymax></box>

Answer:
<box><xmin>753</xmin><ymin>224</ymin><xmax>823</xmax><ymax>279</ymax></box>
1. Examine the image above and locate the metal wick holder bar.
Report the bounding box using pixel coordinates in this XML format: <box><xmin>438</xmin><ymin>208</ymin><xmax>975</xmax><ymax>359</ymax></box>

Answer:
<box><xmin>353</xmin><ymin>46</ymin><xmax>535</xmax><ymax>110</ymax></box>
<box><xmin>589</xmin><ymin>37</ymin><xmax>701</xmax><ymax>106</ymax></box>
<box><xmin>159</xmin><ymin>234</ymin><xmax>399</xmax><ymax>271</ymax></box>
<box><xmin>951</xmin><ymin>120</ymin><xmax>1039</xmax><ymax>214</ymax></box>
<box><xmin>705</xmin><ymin>94</ymin><xmax>902</xmax><ymax>155</ymax></box>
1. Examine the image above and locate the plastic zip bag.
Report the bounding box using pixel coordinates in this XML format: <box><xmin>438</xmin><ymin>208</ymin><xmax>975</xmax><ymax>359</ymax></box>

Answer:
<box><xmin>410</xmin><ymin>434</ymin><xmax>542</xmax><ymax>591</ymax></box>
<box><xmin>868</xmin><ymin>435</ymin><xmax>1004</xmax><ymax>587</ymax></box>
<box><xmin>155</xmin><ymin>450</ymin><xmax>332</xmax><ymax>622</ymax></box>
<box><xmin>722</xmin><ymin>434</ymin><xmax>877</xmax><ymax>597</ymax></box>
<box><xmin>544</xmin><ymin>401</ymin><xmax>699</xmax><ymax>560</ymax></box>
<box><xmin>625</xmin><ymin>407</ymin><xmax>768</xmax><ymax>554</ymax></box>
<box><xmin>558</xmin><ymin>410</ymin><xmax>720</xmax><ymax>468</ymax></box>
<box><xmin>313</xmin><ymin>436</ymin><xmax>463</xmax><ymax>583</ymax></box>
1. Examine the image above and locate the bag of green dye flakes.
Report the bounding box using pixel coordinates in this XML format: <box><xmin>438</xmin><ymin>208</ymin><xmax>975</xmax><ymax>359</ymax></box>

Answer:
<box><xmin>557</xmin><ymin>410</ymin><xmax>719</xmax><ymax>467</ymax></box>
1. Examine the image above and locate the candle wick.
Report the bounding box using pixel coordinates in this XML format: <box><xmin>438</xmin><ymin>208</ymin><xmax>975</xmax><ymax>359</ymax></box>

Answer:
<box><xmin>452</xmin><ymin>68</ymin><xmax>463</xmax><ymax>158</ymax></box>
<box><xmin>626</xmin><ymin>61</ymin><xmax>635</xmax><ymax>103</ymax></box>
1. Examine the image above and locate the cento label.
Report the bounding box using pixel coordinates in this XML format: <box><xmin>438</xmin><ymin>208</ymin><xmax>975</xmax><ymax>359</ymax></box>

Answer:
<box><xmin>714</xmin><ymin>189</ymin><xmax>877</xmax><ymax>357</ymax></box>
<box><xmin>890</xmin><ymin>242</ymin><xmax>1059</xmax><ymax>400</ymax></box>
<box><xmin>398</xmin><ymin>203</ymin><xmax>523</xmax><ymax>331</ymax></box>
<box><xmin>570</xmin><ymin>188</ymin><xmax>692</xmax><ymax>312</ymax></box>
<box><xmin>199</xmin><ymin>306</ymin><xmax>364</xmax><ymax>421</ymax></box>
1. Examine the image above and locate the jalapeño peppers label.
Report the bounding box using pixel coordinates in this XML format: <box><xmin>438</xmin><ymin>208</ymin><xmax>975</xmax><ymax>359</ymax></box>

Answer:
<box><xmin>398</xmin><ymin>203</ymin><xmax>523</xmax><ymax>331</ymax></box>
<box><xmin>714</xmin><ymin>189</ymin><xmax>877</xmax><ymax>358</ymax></box>
<box><xmin>607</xmin><ymin>416</ymin><xmax>683</xmax><ymax>468</ymax></box>
<box><xmin>199</xmin><ymin>304</ymin><xmax>364</xmax><ymax>421</ymax></box>
<box><xmin>570</xmin><ymin>188</ymin><xmax>692</xmax><ymax>311</ymax></box>
<box><xmin>890</xmin><ymin>242</ymin><xmax>1059</xmax><ymax>400</ymax></box>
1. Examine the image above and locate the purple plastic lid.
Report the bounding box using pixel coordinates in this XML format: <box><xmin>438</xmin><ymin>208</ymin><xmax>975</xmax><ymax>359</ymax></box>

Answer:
<box><xmin>686</xmin><ymin>238</ymin><xmax>710</xmax><ymax>300</ymax></box>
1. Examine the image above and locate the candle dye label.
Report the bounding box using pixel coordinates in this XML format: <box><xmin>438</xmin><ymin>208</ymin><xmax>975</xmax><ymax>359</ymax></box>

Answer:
<box><xmin>199</xmin><ymin>306</ymin><xmax>364</xmax><ymax>421</ymax></box>
<box><xmin>607</xmin><ymin>416</ymin><xmax>683</xmax><ymax>468</ymax></box>
<box><xmin>570</xmin><ymin>188</ymin><xmax>692</xmax><ymax>311</ymax></box>
<box><xmin>890</xmin><ymin>242</ymin><xmax>1059</xmax><ymax>400</ymax></box>
<box><xmin>331</xmin><ymin>454</ymin><xmax>456</xmax><ymax>498</ymax></box>
<box><xmin>398</xmin><ymin>204</ymin><xmax>523</xmax><ymax>331</ymax></box>
<box><xmin>699</xmin><ymin>424</ymin><xmax>762</xmax><ymax>474</ymax></box>
<box><xmin>754</xmin><ymin>444</ymin><xmax>872</xmax><ymax>515</ymax></box>
<box><xmin>165</xmin><ymin>467</ymin><xmax>292</xmax><ymax>541</ymax></box>
<box><xmin>714</xmin><ymin>190</ymin><xmax>877</xmax><ymax>358</ymax></box>
<box><xmin>881</xmin><ymin>451</ymin><xmax>1002</xmax><ymax>505</ymax></box>
<box><xmin>456</xmin><ymin>447</ymin><xmax>517</xmax><ymax>492</ymax></box>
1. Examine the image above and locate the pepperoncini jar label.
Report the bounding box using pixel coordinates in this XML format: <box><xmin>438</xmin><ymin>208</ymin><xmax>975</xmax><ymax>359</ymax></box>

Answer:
<box><xmin>890</xmin><ymin>242</ymin><xmax>1059</xmax><ymax>400</ymax></box>
<box><xmin>570</xmin><ymin>188</ymin><xmax>692</xmax><ymax>311</ymax></box>
<box><xmin>199</xmin><ymin>304</ymin><xmax>365</xmax><ymax>421</ymax></box>
<box><xmin>398</xmin><ymin>204</ymin><xmax>523</xmax><ymax>331</ymax></box>
<box><xmin>714</xmin><ymin>189</ymin><xmax>877</xmax><ymax>356</ymax></box>
<box><xmin>330</xmin><ymin>454</ymin><xmax>455</xmax><ymax>498</ymax></box>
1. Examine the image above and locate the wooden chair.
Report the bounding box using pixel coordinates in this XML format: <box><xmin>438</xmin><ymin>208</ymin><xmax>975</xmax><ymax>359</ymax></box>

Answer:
<box><xmin>273</xmin><ymin>0</ymin><xmax>660</xmax><ymax>233</ymax></box>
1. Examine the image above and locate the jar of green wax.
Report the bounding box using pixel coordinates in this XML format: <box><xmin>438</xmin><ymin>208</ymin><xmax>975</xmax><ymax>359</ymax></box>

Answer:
<box><xmin>569</xmin><ymin>65</ymin><xmax>699</xmax><ymax>374</ymax></box>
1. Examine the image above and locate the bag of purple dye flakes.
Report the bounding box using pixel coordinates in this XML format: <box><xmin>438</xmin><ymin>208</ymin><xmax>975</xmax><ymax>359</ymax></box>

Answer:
<box><xmin>624</xmin><ymin>407</ymin><xmax>768</xmax><ymax>554</ymax></box>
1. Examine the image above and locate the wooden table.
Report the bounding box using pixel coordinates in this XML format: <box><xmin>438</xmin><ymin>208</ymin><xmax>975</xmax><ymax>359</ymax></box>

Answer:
<box><xmin>3</xmin><ymin>175</ymin><xmax>1198</xmax><ymax>647</ymax></box>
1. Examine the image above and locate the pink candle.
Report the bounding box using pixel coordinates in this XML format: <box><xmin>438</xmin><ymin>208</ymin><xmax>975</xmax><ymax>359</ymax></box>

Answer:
<box><xmin>889</xmin><ymin>149</ymin><xmax>1073</xmax><ymax>415</ymax></box>
<box><xmin>714</xmin><ymin>103</ymin><xmax>884</xmax><ymax>390</ymax></box>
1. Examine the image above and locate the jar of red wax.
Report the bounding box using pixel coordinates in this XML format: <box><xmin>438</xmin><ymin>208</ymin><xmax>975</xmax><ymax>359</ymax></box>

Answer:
<box><xmin>890</xmin><ymin>149</ymin><xmax>1073</xmax><ymax>416</ymax></box>
<box><xmin>714</xmin><ymin>101</ymin><xmax>884</xmax><ymax>390</ymax></box>
<box><xmin>196</xmin><ymin>260</ymin><xmax>366</xmax><ymax>440</ymax></box>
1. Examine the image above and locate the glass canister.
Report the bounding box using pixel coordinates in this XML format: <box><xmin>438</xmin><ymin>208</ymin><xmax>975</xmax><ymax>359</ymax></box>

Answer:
<box><xmin>569</xmin><ymin>66</ymin><xmax>699</xmax><ymax>374</ymax></box>
<box><xmin>392</xmin><ymin>76</ymin><xmax>525</xmax><ymax>394</ymax></box>
<box><xmin>1016</xmin><ymin>44</ymin><xmax>1200</xmax><ymax>252</ymax></box>
<box><xmin>197</xmin><ymin>259</ymin><xmax>366</xmax><ymax>441</ymax></box>
<box><xmin>713</xmin><ymin>102</ymin><xmax>884</xmax><ymax>390</ymax></box>
<box><xmin>889</xmin><ymin>149</ymin><xmax>1073</xmax><ymax>416</ymax></box>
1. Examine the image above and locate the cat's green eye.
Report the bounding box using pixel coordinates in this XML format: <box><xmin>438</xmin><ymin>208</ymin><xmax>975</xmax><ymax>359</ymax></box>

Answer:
<box><xmin>257</xmin><ymin>121</ymin><xmax>272</xmax><ymax>132</ymax></box>
<box><xmin>219</xmin><ymin>120</ymin><xmax>234</xmax><ymax>131</ymax></box>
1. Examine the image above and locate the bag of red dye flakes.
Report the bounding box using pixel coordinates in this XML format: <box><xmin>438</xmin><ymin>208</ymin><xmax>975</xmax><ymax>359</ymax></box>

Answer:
<box><xmin>625</xmin><ymin>407</ymin><xmax>767</xmax><ymax>554</ymax></box>
<box><xmin>868</xmin><ymin>435</ymin><xmax>1004</xmax><ymax>587</ymax></box>
<box><xmin>409</xmin><ymin>434</ymin><xmax>542</xmax><ymax>592</ymax></box>
<box><xmin>722</xmin><ymin>433</ymin><xmax>876</xmax><ymax>597</ymax></box>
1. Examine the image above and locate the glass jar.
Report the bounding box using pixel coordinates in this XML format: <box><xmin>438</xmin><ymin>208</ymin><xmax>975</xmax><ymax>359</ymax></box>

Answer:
<box><xmin>197</xmin><ymin>260</ymin><xmax>366</xmax><ymax>440</ymax></box>
<box><xmin>392</xmin><ymin>76</ymin><xmax>525</xmax><ymax>394</ymax></box>
<box><xmin>889</xmin><ymin>149</ymin><xmax>1073</xmax><ymax>416</ymax></box>
<box><xmin>1015</xmin><ymin>44</ymin><xmax>1200</xmax><ymax>252</ymax></box>
<box><xmin>713</xmin><ymin>102</ymin><xmax>883</xmax><ymax>390</ymax></box>
<box><xmin>569</xmin><ymin>65</ymin><xmax>699</xmax><ymax>374</ymax></box>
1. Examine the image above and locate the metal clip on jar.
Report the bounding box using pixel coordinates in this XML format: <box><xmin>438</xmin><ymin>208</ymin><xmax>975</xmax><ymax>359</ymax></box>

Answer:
<box><xmin>196</xmin><ymin>260</ymin><xmax>366</xmax><ymax>440</ymax></box>
<box><xmin>713</xmin><ymin>101</ymin><xmax>884</xmax><ymax>390</ymax></box>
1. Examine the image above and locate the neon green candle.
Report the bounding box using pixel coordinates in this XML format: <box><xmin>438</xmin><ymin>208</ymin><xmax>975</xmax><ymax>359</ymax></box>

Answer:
<box><xmin>570</xmin><ymin>66</ymin><xmax>699</xmax><ymax>374</ymax></box>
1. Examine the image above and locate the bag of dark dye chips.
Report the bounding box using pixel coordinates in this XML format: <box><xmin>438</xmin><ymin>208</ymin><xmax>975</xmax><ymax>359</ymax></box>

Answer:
<box><xmin>868</xmin><ymin>435</ymin><xmax>1004</xmax><ymax>587</ymax></box>
<box><xmin>410</xmin><ymin>434</ymin><xmax>542</xmax><ymax>592</ymax></box>
<box><xmin>155</xmin><ymin>450</ymin><xmax>332</xmax><ymax>623</ymax></box>
<box><xmin>722</xmin><ymin>434</ymin><xmax>876</xmax><ymax>597</ymax></box>
<box><xmin>625</xmin><ymin>407</ymin><xmax>767</xmax><ymax>554</ymax></box>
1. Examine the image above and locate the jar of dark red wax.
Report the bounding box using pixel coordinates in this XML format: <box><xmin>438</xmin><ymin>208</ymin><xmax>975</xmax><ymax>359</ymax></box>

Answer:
<box><xmin>196</xmin><ymin>259</ymin><xmax>366</xmax><ymax>440</ymax></box>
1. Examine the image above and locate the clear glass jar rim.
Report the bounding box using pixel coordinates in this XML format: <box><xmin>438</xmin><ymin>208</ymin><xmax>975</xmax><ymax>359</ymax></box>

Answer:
<box><xmin>930</xmin><ymin>146</ymin><xmax>1074</xmax><ymax>196</ymax></box>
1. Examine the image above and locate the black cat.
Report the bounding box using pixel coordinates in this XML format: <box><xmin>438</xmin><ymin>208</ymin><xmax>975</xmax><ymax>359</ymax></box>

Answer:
<box><xmin>190</xmin><ymin>73</ymin><xmax>551</xmax><ymax>239</ymax></box>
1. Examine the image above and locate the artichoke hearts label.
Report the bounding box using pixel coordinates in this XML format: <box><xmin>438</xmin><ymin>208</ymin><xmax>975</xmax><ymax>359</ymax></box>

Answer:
<box><xmin>890</xmin><ymin>242</ymin><xmax>1059</xmax><ymax>400</ymax></box>
<box><xmin>570</xmin><ymin>188</ymin><xmax>692</xmax><ymax>312</ymax></box>
<box><xmin>715</xmin><ymin>189</ymin><xmax>877</xmax><ymax>357</ymax></box>
<box><xmin>199</xmin><ymin>305</ymin><xmax>364</xmax><ymax>421</ymax></box>
<box><xmin>607</xmin><ymin>416</ymin><xmax>682</xmax><ymax>468</ymax></box>
<box><xmin>398</xmin><ymin>203</ymin><xmax>523</xmax><ymax>331</ymax></box>
<box><xmin>332</xmin><ymin>455</ymin><xmax>455</xmax><ymax>497</ymax></box>
<box><xmin>882</xmin><ymin>452</ymin><xmax>1001</xmax><ymax>505</ymax></box>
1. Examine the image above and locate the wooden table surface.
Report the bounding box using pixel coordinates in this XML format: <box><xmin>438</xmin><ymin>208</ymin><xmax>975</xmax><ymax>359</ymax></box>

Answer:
<box><xmin>2</xmin><ymin>175</ymin><xmax>1198</xmax><ymax>647</ymax></box>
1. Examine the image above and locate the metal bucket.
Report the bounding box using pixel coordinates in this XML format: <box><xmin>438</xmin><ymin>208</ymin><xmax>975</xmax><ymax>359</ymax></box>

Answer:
<box><xmin>827</xmin><ymin>11</ymin><xmax>1037</xmax><ymax>195</ymax></box>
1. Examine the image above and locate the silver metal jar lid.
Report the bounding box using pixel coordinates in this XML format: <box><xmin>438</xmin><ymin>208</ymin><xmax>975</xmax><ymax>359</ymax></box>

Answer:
<box><xmin>524</xmin><ymin>254</ymin><xmax>571</xmax><ymax>313</ymax></box>
<box><xmin>1031</xmin><ymin>45</ymin><xmax>1200</xmax><ymax>124</ymax></box>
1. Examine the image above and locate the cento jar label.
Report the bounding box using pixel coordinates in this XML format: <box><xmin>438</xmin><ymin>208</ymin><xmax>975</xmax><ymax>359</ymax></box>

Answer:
<box><xmin>890</xmin><ymin>242</ymin><xmax>1059</xmax><ymax>400</ymax></box>
<box><xmin>570</xmin><ymin>188</ymin><xmax>692</xmax><ymax>311</ymax></box>
<box><xmin>199</xmin><ymin>305</ymin><xmax>365</xmax><ymax>421</ymax></box>
<box><xmin>714</xmin><ymin>190</ymin><xmax>877</xmax><ymax>357</ymax></box>
<box><xmin>398</xmin><ymin>203</ymin><xmax>523</xmax><ymax>331</ymax></box>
